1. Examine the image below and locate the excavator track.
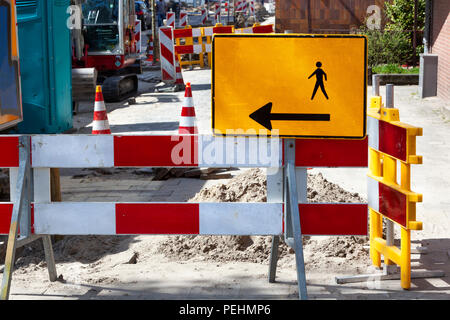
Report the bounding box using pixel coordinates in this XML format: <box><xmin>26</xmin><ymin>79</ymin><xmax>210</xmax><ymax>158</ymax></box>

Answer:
<box><xmin>101</xmin><ymin>74</ymin><xmax>138</xmax><ymax>102</ymax></box>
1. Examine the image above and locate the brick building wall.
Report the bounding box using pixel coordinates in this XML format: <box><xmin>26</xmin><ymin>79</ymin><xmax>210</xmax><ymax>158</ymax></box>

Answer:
<box><xmin>430</xmin><ymin>0</ymin><xmax>450</xmax><ymax>101</ymax></box>
<box><xmin>275</xmin><ymin>0</ymin><xmax>389</xmax><ymax>34</ymax></box>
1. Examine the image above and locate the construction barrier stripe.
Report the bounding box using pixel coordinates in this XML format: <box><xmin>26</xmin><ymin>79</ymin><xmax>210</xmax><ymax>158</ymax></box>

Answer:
<box><xmin>166</xmin><ymin>12</ymin><xmax>175</xmax><ymax>28</ymax></box>
<box><xmin>0</xmin><ymin>202</ymin><xmax>367</xmax><ymax>236</ymax></box>
<box><xmin>159</xmin><ymin>27</ymin><xmax>175</xmax><ymax>81</ymax></box>
<box><xmin>0</xmin><ymin>136</ymin><xmax>19</xmax><ymax>167</ymax></box>
<box><xmin>368</xmin><ymin>177</ymin><xmax>412</xmax><ymax>228</ymax></box>
<box><xmin>179</xmin><ymin>12</ymin><xmax>187</xmax><ymax>27</ymax></box>
<box><xmin>298</xmin><ymin>203</ymin><xmax>368</xmax><ymax>236</ymax></box>
<box><xmin>135</xmin><ymin>20</ymin><xmax>141</xmax><ymax>53</ymax></box>
<box><xmin>175</xmin><ymin>44</ymin><xmax>202</xmax><ymax>55</ymax></box>
<box><xmin>173</xmin><ymin>28</ymin><xmax>202</xmax><ymax>39</ymax></box>
<box><xmin>28</xmin><ymin>135</ymin><xmax>281</xmax><ymax>168</ymax></box>
<box><xmin>30</xmin><ymin>203</ymin><xmax>283</xmax><ymax>235</ymax></box>
<box><xmin>0</xmin><ymin>203</ymin><xmax>14</xmax><ymax>234</ymax></box>
<box><xmin>294</xmin><ymin>137</ymin><xmax>368</xmax><ymax>167</ymax></box>
<box><xmin>3</xmin><ymin>135</ymin><xmax>371</xmax><ymax>168</ymax></box>
<box><xmin>203</xmin><ymin>26</ymin><xmax>234</xmax><ymax>36</ymax></box>
<box><xmin>368</xmin><ymin>116</ymin><xmax>406</xmax><ymax>162</ymax></box>
<box><xmin>235</xmin><ymin>24</ymin><xmax>274</xmax><ymax>34</ymax></box>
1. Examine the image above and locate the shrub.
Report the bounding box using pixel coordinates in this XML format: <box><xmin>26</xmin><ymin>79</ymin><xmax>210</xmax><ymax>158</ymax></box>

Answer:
<box><xmin>360</xmin><ymin>28</ymin><xmax>412</xmax><ymax>67</ymax></box>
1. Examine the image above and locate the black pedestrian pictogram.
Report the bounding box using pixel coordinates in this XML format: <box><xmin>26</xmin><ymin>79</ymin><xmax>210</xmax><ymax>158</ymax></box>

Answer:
<box><xmin>308</xmin><ymin>61</ymin><xmax>329</xmax><ymax>100</ymax></box>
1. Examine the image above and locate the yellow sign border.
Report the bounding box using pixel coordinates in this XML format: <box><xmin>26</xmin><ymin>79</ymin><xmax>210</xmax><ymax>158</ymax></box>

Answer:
<box><xmin>212</xmin><ymin>34</ymin><xmax>368</xmax><ymax>139</ymax></box>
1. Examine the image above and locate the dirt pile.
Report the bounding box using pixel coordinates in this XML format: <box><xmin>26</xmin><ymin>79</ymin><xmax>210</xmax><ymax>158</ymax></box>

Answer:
<box><xmin>159</xmin><ymin>169</ymin><xmax>370</xmax><ymax>269</ymax></box>
<box><xmin>190</xmin><ymin>168</ymin><xmax>266</xmax><ymax>202</ymax></box>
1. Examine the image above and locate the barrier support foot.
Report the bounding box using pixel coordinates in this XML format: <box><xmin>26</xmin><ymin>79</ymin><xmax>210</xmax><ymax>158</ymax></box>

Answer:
<box><xmin>268</xmin><ymin>235</ymin><xmax>279</xmax><ymax>283</ymax></box>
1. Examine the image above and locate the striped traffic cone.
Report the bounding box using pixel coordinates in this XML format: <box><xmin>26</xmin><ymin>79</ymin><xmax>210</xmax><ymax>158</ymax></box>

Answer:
<box><xmin>92</xmin><ymin>85</ymin><xmax>111</xmax><ymax>134</ymax></box>
<box><xmin>179</xmin><ymin>83</ymin><xmax>198</xmax><ymax>134</ymax></box>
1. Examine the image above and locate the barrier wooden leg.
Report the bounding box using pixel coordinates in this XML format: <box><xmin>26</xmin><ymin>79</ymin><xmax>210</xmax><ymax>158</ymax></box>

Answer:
<box><xmin>268</xmin><ymin>235</ymin><xmax>279</xmax><ymax>283</ymax></box>
<box><xmin>42</xmin><ymin>235</ymin><xmax>57</xmax><ymax>282</ymax></box>
<box><xmin>1</xmin><ymin>137</ymin><xmax>30</xmax><ymax>300</ymax></box>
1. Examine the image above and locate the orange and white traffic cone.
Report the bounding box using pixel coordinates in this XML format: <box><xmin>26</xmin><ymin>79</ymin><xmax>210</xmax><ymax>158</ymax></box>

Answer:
<box><xmin>179</xmin><ymin>82</ymin><xmax>198</xmax><ymax>134</ymax></box>
<box><xmin>92</xmin><ymin>85</ymin><xmax>111</xmax><ymax>134</ymax></box>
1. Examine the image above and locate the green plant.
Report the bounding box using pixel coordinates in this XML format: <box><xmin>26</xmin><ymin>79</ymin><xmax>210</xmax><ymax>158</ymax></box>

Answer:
<box><xmin>385</xmin><ymin>0</ymin><xmax>426</xmax><ymax>32</ymax></box>
<box><xmin>372</xmin><ymin>64</ymin><xmax>420</xmax><ymax>74</ymax></box>
<box><xmin>360</xmin><ymin>28</ymin><xmax>412</xmax><ymax>67</ymax></box>
<box><xmin>385</xmin><ymin>0</ymin><xmax>426</xmax><ymax>64</ymax></box>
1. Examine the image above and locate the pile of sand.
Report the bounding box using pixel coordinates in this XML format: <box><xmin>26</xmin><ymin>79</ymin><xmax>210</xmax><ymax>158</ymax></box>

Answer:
<box><xmin>159</xmin><ymin>169</ymin><xmax>370</xmax><ymax>269</ymax></box>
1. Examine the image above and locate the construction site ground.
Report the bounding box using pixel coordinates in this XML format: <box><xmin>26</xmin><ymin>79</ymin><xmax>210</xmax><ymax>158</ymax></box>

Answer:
<box><xmin>3</xmin><ymin>30</ymin><xmax>450</xmax><ymax>300</ymax></box>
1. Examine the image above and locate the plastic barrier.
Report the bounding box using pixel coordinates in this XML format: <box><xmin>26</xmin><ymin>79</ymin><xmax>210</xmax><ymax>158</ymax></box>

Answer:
<box><xmin>235</xmin><ymin>23</ymin><xmax>274</xmax><ymax>34</ymax></box>
<box><xmin>202</xmin><ymin>24</ymin><xmax>234</xmax><ymax>67</ymax></box>
<box><xmin>166</xmin><ymin>11</ymin><xmax>175</xmax><ymax>28</ymax></box>
<box><xmin>179</xmin><ymin>11</ymin><xmax>187</xmax><ymax>27</ymax></box>
<box><xmin>174</xmin><ymin>26</ymin><xmax>204</xmax><ymax>68</ymax></box>
<box><xmin>367</xmin><ymin>89</ymin><xmax>423</xmax><ymax>289</ymax></box>
<box><xmin>0</xmin><ymin>133</ymin><xmax>370</xmax><ymax>300</ymax></box>
<box><xmin>159</xmin><ymin>26</ymin><xmax>176</xmax><ymax>82</ymax></box>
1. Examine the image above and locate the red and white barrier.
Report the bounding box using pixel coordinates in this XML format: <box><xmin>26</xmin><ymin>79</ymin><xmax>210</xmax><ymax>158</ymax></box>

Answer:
<box><xmin>159</xmin><ymin>27</ymin><xmax>176</xmax><ymax>82</ymax></box>
<box><xmin>203</xmin><ymin>25</ymin><xmax>234</xmax><ymax>53</ymax></box>
<box><xmin>166</xmin><ymin>11</ymin><xmax>175</xmax><ymax>28</ymax></box>
<box><xmin>0</xmin><ymin>134</ymin><xmax>369</xmax><ymax>237</ymax></box>
<box><xmin>237</xmin><ymin>0</ymin><xmax>245</xmax><ymax>12</ymax></box>
<box><xmin>201</xmin><ymin>8</ymin><xmax>207</xmax><ymax>25</ymax></box>
<box><xmin>368</xmin><ymin>116</ymin><xmax>408</xmax><ymax>162</ymax></box>
<box><xmin>249</xmin><ymin>1</ymin><xmax>255</xmax><ymax>16</ymax></box>
<box><xmin>179</xmin><ymin>11</ymin><xmax>187</xmax><ymax>27</ymax></box>
<box><xmin>214</xmin><ymin>3</ymin><xmax>220</xmax><ymax>24</ymax></box>
<box><xmin>32</xmin><ymin>202</ymin><xmax>282</xmax><ymax>235</ymax></box>
<box><xmin>135</xmin><ymin>19</ymin><xmax>141</xmax><ymax>54</ymax></box>
<box><xmin>368</xmin><ymin>178</ymin><xmax>408</xmax><ymax>227</ymax></box>
<box><xmin>235</xmin><ymin>24</ymin><xmax>274</xmax><ymax>34</ymax></box>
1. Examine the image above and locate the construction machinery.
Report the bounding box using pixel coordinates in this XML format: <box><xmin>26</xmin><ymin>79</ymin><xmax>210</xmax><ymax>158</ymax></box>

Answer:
<box><xmin>71</xmin><ymin>0</ymin><xmax>143</xmax><ymax>102</ymax></box>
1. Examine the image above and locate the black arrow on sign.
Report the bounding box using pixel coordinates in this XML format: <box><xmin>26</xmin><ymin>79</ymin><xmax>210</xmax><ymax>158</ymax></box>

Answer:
<box><xmin>249</xmin><ymin>102</ymin><xmax>331</xmax><ymax>130</ymax></box>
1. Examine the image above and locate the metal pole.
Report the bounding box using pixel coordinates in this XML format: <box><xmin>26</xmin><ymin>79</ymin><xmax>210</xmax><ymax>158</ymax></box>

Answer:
<box><xmin>372</xmin><ymin>74</ymin><xmax>380</xmax><ymax>96</ymax></box>
<box><xmin>285</xmin><ymin>140</ymin><xmax>308</xmax><ymax>300</ymax></box>
<box><xmin>384</xmin><ymin>84</ymin><xmax>396</xmax><ymax>274</ymax></box>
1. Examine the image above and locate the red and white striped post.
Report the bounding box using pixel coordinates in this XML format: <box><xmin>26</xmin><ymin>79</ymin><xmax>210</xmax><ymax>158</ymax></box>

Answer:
<box><xmin>92</xmin><ymin>86</ymin><xmax>111</xmax><ymax>135</ymax></box>
<box><xmin>158</xmin><ymin>27</ymin><xmax>176</xmax><ymax>82</ymax></box>
<box><xmin>179</xmin><ymin>11</ymin><xmax>187</xmax><ymax>28</ymax></box>
<box><xmin>249</xmin><ymin>1</ymin><xmax>255</xmax><ymax>16</ymax></box>
<box><xmin>166</xmin><ymin>11</ymin><xmax>175</xmax><ymax>28</ymax></box>
<box><xmin>214</xmin><ymin>3</ymin><xmax>221</xmax><ymax>24</ymax></box>
<box><xmin>201</xmin><ymin>8</ymin><xmax>207</xmax><ymax>25</ymax></box>
<box><xmin>134</xmin><ymin>19</ymin><xmax>141</xmax><ymax>54</ymax></box>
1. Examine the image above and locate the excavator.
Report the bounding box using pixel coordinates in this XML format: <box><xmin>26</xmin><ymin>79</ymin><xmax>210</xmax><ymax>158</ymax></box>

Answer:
<box><xmin>71</xmin><ymin>0</ymin><xmax>143</xmax><ymax>102</ymax></box>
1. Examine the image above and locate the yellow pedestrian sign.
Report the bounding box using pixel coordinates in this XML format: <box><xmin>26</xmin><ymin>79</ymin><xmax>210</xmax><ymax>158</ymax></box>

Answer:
<box><xmin>212</xmin><ymin>34</ymin><xmax>367</xmax><ymax>138</ymax></box>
